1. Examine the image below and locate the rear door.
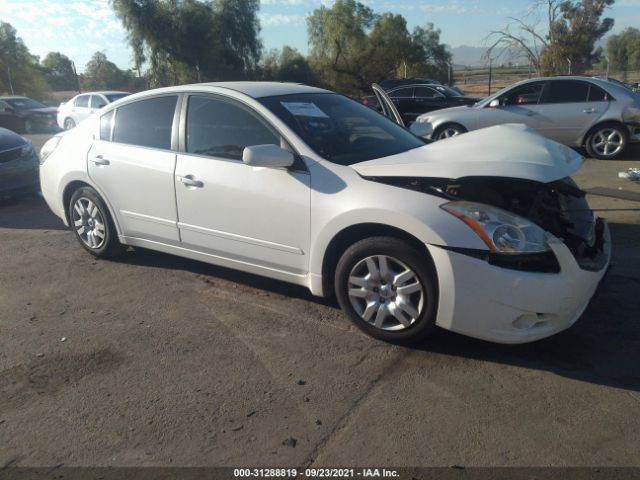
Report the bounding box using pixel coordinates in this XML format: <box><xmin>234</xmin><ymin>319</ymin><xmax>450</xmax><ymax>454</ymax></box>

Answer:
<box><xmin>173</xmin><ymin>94</ymin><xmax>310</xmax><ymax>275</ymax></box>
<box><xmin>88</xmin><ymin>95</ymin><xmax>180</xmax><ymax>243</ymax></box>
<box><xmin>535</xmin><ymin>80</ymin><xmax>611</xmax><ymax>145</ymax></box>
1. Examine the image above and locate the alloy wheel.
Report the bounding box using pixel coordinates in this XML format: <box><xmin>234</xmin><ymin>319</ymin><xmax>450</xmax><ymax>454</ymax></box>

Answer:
<box><xmin>64</xmin><ymin>118</ymin><xmax>75</xmax><ymax>130</ymax></box>
<box><xmin>437</xmin><ymin>127</ymin><xmax>462</xmax><ymax>140</ymax></box>
<box><xmin>72</xmin><ymin>197</ymin><xmax>106</xmax><ymax>249</ymax></box>
<box><xmin>347</xmin><ymin>255</ymin><xmax>424</xmax><ymax>331</ymax></box>
<box><xmin>590</xmin><ymin>128</ymin><xmax>624</xmax><ymax>157</ymax></box>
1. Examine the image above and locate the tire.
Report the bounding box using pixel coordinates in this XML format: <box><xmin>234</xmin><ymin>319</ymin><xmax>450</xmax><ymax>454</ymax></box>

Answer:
<box><xmin>68</xmin><ymin>187</ymin><xmax>125</xmax><ymax>258</ymax></box>
<box><xmin>334</xmin><ymin>236</ymin><xmax>439</xmax><ymax>344</ymax></box>
<box><xmin>64</xmin><ymin>117</ymin><xmax>76</xmax><ymax>130</ymax></box>
<box><xmin>585</xmin><ymin>122</ymin><xmax>628</xmax><ymax>160</ymax></box>
<box><xmin>433</xmin><ymin>123</ymin><xmax>467</xmax><ymax>141</ymax></box>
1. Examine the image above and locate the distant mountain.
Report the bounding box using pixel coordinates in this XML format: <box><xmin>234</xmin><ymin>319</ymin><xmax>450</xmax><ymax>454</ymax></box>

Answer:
<box><xmin>449</xmin><ymin>45</ymin><xmax>531</xmax><ymax>68</ymax></box>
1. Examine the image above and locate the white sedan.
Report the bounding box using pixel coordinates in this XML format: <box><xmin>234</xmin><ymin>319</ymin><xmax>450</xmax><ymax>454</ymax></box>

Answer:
<box><xmin>57</xmin><ymin>91</ymin><xmax>130</xmax><ymax>130</ymax></box>
<box><xmin>39</xmin><ymin>82</ymin><xmax>610</xmax><ymax>344</ymax></box>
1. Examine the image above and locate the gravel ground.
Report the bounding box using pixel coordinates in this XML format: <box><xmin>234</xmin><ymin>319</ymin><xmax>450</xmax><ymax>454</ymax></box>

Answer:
<box><xmin>0</xmin><ymin>135</ymin><xmax>639</xmax><ymax>467</ymax></box>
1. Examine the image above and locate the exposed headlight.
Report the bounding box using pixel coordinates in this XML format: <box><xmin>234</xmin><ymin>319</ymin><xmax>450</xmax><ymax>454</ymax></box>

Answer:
<box><xmin>40</xmin><ymin>135</ymin><xmax>62</xmax><ymax>164</ymax></box>
<box><xmin>441</xmin><ymin>201</ymin><xmax>549</xmax><ymax>253</ymax></box>
<box><xmin>20</xmin><ymin>141</ymin><xmax>35</xmax><ymax>157</ymax></box>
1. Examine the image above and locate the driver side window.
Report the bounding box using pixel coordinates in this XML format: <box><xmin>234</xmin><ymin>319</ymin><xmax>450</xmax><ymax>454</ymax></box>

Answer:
<box><xmin>501</xmin><ymin>83</ymin><xmax>545</xmax><ymax>106</ymax></box>
<box><xmin>186</xmin><ymin>95</ymin><xmax>280</xmax><ymax>161</ymax></box>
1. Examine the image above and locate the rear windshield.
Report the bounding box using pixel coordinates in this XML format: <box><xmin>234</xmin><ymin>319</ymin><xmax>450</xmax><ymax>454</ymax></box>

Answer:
<box><xmin>258</xmin><ymin>93</ymin><xmax>424</xmax><ymax>166</ymax></box>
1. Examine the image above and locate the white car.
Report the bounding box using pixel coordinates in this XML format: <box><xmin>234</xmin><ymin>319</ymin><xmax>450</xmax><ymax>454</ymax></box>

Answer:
<box><xmin>57</xmin><ymin>91</ymin><xmax>130</xmax><ymax>130</ymax></box>
<box><xmin>39</xmin><ymin>82</ymin><xmax>610</xmax><ymax>344</ymax></box>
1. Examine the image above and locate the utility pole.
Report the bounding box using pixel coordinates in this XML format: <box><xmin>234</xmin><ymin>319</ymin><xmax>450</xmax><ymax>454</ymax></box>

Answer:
<box><xmin>567</xmin><ymin>58</ymin><xmax>572</xmax><ymax>75</ymax></box>
<box><xmin>447</xmin><ymin>62</ymin><xmax>452</xmax><ymax>85</ymax></box>
<box><xmin>7</xmin><ymin>65</ymin><xmax>14</xmax><ymax>95</ymax></box>
<box><xmin>403</xmin><ymin>60</ymin><xmax>407</xmax><ymax>79</ymax></box>
<box><xmin>605</xmin><ymin>56</ymin><xmax>610</xmax><ymax>78</ymax></box>
<box><xmin>71</xmin><ymin>61</ymin><xmax>81</xmax><ymax>93</ymax></box>
<box><xmin>488</xmin><ymin>58</ymin><xmax>492</xmax><ymax>96</ymax></box>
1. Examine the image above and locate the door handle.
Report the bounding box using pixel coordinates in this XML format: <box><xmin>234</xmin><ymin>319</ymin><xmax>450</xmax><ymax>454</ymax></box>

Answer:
<box><xmin>583</xmin><ymin>108</ymin><xmax>597</xmax><ymax>114</ymax></box>
<box><xmin>177</xmin><ymin>175</ymin><xmax>203</xmax><ymax>188</ymax></box>
<box><xmin>89</xmin><ymin>155</ymin><xmax>110</xmax><ymax>166</ymax></box>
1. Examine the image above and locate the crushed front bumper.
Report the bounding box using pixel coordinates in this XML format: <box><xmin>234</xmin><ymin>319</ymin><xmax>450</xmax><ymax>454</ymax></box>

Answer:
<box><xmin>428</xmin><ymin>220</ymin><xmax>611</xmax><ymax>344</ymax></box>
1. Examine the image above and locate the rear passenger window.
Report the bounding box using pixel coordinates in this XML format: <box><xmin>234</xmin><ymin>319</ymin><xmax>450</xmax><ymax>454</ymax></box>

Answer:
<box><xmin>186</xmin><ymin>95</ymin><xmax>279</xmax><ymax>161</ymax></box>
<box><xmin>112</xmin><ymin>96</ymin><xmax>177</xmax><ymax>150</ymax></box>
<box><xmin>100</xmin><ymin>110</ymin><xmax>114</xmax><ymax>140</ymax></box>
<box><xmin>545</xmin><ymin>81</ymin><xmax>590</xmax><ymax>103</ymax></box>
<box><xmin>75</xmin><ymin>95</ymin><xmax>89</xmax><ymax>108</ymax></box>
<box><xmin>588</xmin><ymin>85</ymin><xmax>610</xmax><ymax>102</ymax></box>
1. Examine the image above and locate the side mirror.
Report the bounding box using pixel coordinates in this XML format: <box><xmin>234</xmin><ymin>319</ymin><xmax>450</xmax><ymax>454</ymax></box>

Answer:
<box><xmin>409</xmin><ymin>122</ymin><xmax>433</xmax><ymax>138</ymax></box>
<box><xmin>489</xmin><ymin>99</ymin><xmax>500</xmax><ymax>108</ymax></box>
<box><xmin>242</xmin><ymin>144</ymin><xmax>294</xmax><ymax>169</ymax></box>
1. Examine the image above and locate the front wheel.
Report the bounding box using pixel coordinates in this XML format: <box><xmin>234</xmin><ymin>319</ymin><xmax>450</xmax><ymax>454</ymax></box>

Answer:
<box><xmin>334</xmin><ymin>237</ymin><xmax>438</xmax><ymax>344</ymax></box>
<box><xmin>585</xmin><ymin>123</ymin><xmax>628</xmax><ymax>160</ymax></box>
<box><xmin>69</xmin><ymin>187</ymin><xmax>125</xmax><ymax>258</ymax></box>
<box><xmin>434</xmin><ymin>123</ymin><xmax>467</xmax><ymax>141</ymax></box>
<box><xmin>64</xmin><ymin>117</ymin><xmax>76</xmax><ymax>130</ymax></box>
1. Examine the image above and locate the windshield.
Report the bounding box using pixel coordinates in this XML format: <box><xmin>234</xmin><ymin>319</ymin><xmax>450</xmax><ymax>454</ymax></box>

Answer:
<box><xmin>4</xmin><ymin>97</ymin><xmax>47</xmax><ymax>110</ymax></box>
<box><xmin>434</xmin><ymin>85</ymin><xmax>462</xmax><ymax>97</ymax></box>
<box><xmin>259</xmin><ymin>93</ymin><xmax>424</xmax><ymax>166</ymax></box>
<box><xmin>105</xmin><ymin>93</ymin><xmax>130</xmax><ymax>102</ymax></box>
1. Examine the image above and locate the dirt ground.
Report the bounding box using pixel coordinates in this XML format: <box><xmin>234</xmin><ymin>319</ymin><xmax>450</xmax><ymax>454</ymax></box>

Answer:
<box><xmin>1</xmin><ymin>135</ymin><xmax>639</xmax><ymax>468</ymax></box>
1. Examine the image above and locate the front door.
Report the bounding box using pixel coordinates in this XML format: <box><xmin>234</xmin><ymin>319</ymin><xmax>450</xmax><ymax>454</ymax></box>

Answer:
<box><xmin>88</xmin><ymin>95</ymin><xmax>180</xmax><ymax>243</ymax></box>
<box><xmin>476</xmin><ymin>81</ymin><xmax>546</xmax><ymax>131</ymax></box>
<box><xmin>174</xmin><ymin>94</ymin><xmax>310</xmax><ymax>275</ymax></box>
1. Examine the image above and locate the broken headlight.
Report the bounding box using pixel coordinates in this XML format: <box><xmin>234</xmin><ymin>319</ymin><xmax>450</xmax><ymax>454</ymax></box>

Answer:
<box><xmin>441</xmin><ymin>201</ymin><xmax>549</xmax><ymax>254</ymax></box>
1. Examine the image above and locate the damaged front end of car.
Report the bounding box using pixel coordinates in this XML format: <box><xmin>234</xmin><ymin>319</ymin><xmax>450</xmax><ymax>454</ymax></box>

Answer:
<box><xmin>363</xmin><ymin>174</ymin><xmax>608</xmax><ymax>274</ymax></box>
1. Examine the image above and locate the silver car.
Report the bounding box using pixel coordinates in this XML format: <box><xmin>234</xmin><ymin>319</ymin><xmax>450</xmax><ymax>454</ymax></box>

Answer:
<box><xmin>411</xmin><ymin>76</ymin><xmax>640</xmax><ymax>159</ymax></box>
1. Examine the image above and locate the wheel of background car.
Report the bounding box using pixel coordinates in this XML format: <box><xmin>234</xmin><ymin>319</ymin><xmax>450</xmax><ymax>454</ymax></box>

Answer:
<box><xmin>585</xmin><ymin>123</ymin><xmax>628</xmax><ymax>160</ymax></box>
<box><xmin>64</xmin><ymin>118</ymin><xmax>76</xmax><ymax>130</ymax></box>
<box><xmin>23</xmin><ymin>119</ymin><xmax>33</xmax><ymax>134</ymax></box>
<box><xmin>69</xmin><ymin>187</ymin><xmax>125</xmax><ymax>258</ymax></box>
<box><xmin>334</xmin><ymin>236</ymin><xmax>438</xmax><ymax>344</ymax></box>
<box><xmin>434</xmin><ymin>123</ymin><xmax>467</xmax><ymax>141</ymax></box>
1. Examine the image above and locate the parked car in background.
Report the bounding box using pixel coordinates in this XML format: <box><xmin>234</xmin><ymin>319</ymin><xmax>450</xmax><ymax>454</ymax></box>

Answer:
<box><xmin>411</xmin><ymin>76</ymin><xmax>640</xmax><ymax>159</ymax></box>
<box><xmin>363</xmin><ymin>83</ymin><xmax>480</xmax><ymax>124</ymax></box>
<box><xmin>378</xmin><ymin>78</ymin><xmax>441</xmax><ymax>89</ymax></box>
<box><xmin>0</xmin><ymin>96</ymin><xmax>58</xmax><ymax>133</ymax></box>
<box><xmin>57</xmin><ymin>91</ymin><xmax>130</xmax><ymax>130</ymax></box>
<box><xmin>40</xmin><ymin>82</ymin><xmax>609</xmax><ymax>344</ymax></box>
<box><xmin>0</xmin><ymin>127</ymin><xmax>39</xmax><ymax>198</ymax></box>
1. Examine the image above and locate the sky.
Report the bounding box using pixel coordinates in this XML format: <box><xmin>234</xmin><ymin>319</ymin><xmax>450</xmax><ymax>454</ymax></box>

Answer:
<box><xmin>1</xmin><ymin>0</ymin><xmax>640</xmax><ymax>72</ymax></box>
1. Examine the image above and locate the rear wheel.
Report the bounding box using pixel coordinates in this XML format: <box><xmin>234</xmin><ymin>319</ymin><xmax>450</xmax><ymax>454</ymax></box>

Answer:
<box><xmin>69</xmin><ymin>187</ymin><xmax>124</xmax><ymax>258</ymax></box>
<box><xmin>585</xmin><ymin>123</ymin><xmax>628</xmax><ymax>160</ymax></box>
<box><xmin>334</xmin><ymin>237</ymin><xmax>438</xmax><ymax>344</ymax></box>
<box><xmin>434</xmin><ymin>123</ymin><xmax>467</xmax><ymax>140</ymax></box>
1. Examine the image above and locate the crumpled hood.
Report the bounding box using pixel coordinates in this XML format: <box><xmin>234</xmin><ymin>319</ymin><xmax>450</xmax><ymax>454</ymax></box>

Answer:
<box><xmin>352</xmin><ymin>124</ymin><xmax>583</xmax><ymax>183</ymax></box>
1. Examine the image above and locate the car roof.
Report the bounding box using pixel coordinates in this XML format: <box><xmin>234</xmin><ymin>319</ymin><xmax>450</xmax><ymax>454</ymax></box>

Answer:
<box><xmin>76</xmin><ymin>91</ymin><xmax>129</xmax><ymax>96</ymax></box>
<box><xmin>0</xmin><ymin>96</ymin><xmax>31</xmax><ymax>100</ymax></box>
<box><xmin>123</xmin><ymin>82</ymin><xmax>332</xmax><ymax>101</ymax></box>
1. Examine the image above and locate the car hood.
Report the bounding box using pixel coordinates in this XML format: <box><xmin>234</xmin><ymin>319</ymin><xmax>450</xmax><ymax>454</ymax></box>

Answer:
<box><xmin>0</xmin><ymin>127</ymin><xmax>27</xmax><ymax>150</ymax></box>
<box><xmin>29</xmin><ymin>107</ymin><xmax>58</xmax><ymax>115</ymax></box>
<box><xmin>352</xmin><ymin>124</ymin><xmax>583</xmax><ymax>183</ymax></box>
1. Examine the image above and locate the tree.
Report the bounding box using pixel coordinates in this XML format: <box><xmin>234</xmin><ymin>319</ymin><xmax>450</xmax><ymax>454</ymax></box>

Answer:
<box><xmin>306</xmin><ymin>0</ymin><xmax>450</xmax><ymax>94</ymax></box>
<box><xmin>111</xmin><ymin>0</ymin><xmax>262</xmax><ymax>87</ymax></box>
<box><xmin>606</xmin><ymin>28</ymin><xmax>640</xmax><ymax>77</ymax></box>
<box><xmin>81</xmin><ymin>51</ymin><xmax>140</xmax><ymax>91</ymax></box>
<box><xmin>259</xmin><ymin>46</ymin><xmax>317</xmax><ymax>85</ymax></box>
<box><xmin>0</xmin><ymin>21</ymin><xmax>48</xmax><ymax>97</ymax></box>
<box><xmin>485</xmin><ymin>0</ymin><xmax>615</xmax><ymax>75</ymax></box>
<box><xmin>42</xmin><ymin>52</ymin><xmax>78</xmax><ymax>91</ymax></box>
